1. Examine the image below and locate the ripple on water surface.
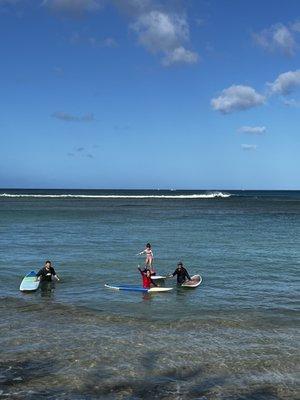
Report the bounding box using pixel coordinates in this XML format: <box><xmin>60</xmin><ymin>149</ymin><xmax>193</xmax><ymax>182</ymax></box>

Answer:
<box><xmin>0</xmin><ymin>296</ymin><xmax>298</xmax><ymax>399</ymax></box>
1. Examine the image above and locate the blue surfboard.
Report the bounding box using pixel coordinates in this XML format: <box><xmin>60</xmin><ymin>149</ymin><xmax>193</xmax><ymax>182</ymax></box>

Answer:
<box><xmin>105</xmin><ymin>284</ymin><xmax>172</xmax><ymax>293</ymax></box>
<box><xmin>20</xmin><ymin>271</ymin><xmax>40</xmax><ymax>292</ymax></box>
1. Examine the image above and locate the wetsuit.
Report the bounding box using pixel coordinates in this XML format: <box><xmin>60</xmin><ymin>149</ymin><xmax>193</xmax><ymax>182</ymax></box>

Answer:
<box><xmin>172</xmin><ymin>267</ymin><xmax>191</xmax><ymax>284</ymax></box>
<box><xmin>138</xmin><ymin>268</ymin><xmax>157</xmax><ymax>289</ymax></box>
<box><xmin>36</xmin><ymin>266</ymin><xmax>57</xmax><ymax>282</ymax></box>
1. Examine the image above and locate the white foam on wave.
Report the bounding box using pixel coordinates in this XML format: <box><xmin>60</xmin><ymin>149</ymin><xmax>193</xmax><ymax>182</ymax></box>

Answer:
<box><xmin>0</xmin><ymin>192</ymin><xmax>231</xmax><ymax>199</ymax></box>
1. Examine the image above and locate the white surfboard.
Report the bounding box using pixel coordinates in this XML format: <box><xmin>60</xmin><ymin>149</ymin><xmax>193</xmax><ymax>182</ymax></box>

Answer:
<box><xmin>148</xmin><ymin>287</ymin><xmax>173</xmax><ymax>292</ymax></box>
<box><xmin>150</xmin><ymin>275</ymin><xmax>166</xmax><ymax>281</ymax></box>
<box><xmin>181</xmin><ymin>274</ymin><xmax>202</xmax><ymax>288</ymax></box>
<box><xmin>20</xmin><ymin>271</ymin><xmax>40</xmax><ymax>292</ymax></box>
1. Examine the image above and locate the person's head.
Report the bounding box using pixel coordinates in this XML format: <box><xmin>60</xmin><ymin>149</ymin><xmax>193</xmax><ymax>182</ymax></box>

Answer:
<box><xmin>146</xmin><ymin>269</ymin><xmax>151</xmax><ymax>278</ymax></box>
<box><xmin>45</xmin><ymin>260</ymin><xmax>52</xmax><ymax>269</ymax></box>
<box><xmin>146</xmin><ymin>243</ymin><xmax>151</xmax><ymax>249</ymax></box>
<box><xmin>177</xmin><ymin>262</ymin><xmax>183</xmax><ymax>269</ymax></box>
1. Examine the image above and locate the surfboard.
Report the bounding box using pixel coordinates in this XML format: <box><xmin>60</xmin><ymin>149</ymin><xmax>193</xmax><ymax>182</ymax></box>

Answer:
<box><xmin>150</xmin><ymin>275</ymin><xmax>166</xmax><ymax>281</ymax></box>
<box><xmin>147</xmin><ymin>287</ymin><xmax>172</xmax><ymax>292</ymax></box>
<box><xmin>20</xmin><ymin>271</ymin><xmax>40</xmax><ymax>292</ymax></box>
<box><xmin>105</xmin><ymin>284</ymin><xmax>172</xmax><ymax>293</ymax></box>
<box><xmin>181</xmin><ymin>274</ymin><xmax>202</xmax><ymax>288</ymax></box>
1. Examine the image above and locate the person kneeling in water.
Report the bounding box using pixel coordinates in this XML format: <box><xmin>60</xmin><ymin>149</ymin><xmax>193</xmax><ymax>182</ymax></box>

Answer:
<box><xmin>36</xmin><ymin>260</ymin><xmax>60</xmax><ymax>282</ymax></box>
<box><xmin>138</xmin><ymin>267</ymin><xmax>157</xmax><ymax>289</ymax></box>
<box><xmin>169</xmin><ymin>262</ymin><xmax>191</xmax><ymax>285</ymax></box>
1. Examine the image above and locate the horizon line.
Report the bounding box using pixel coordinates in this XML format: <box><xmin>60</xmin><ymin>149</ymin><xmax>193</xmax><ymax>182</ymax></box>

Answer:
<box><xmin>0</xmin><ymin>187</ymin><xmax>299</xmax><ymax>191</ymax></box>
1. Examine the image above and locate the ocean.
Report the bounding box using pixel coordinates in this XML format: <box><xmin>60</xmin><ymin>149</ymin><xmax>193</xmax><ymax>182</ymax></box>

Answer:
<box><xmin>0</xmin><ymin>189</ymin><xmax>299</xmax><ymax>399</ymax></box>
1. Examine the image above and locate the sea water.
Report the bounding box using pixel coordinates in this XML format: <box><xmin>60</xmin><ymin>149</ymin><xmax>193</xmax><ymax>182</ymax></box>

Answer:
<box><xmin>0</xmin><ymin>190</ymin><xmax>299</xmax><ymax>399</ymax></box>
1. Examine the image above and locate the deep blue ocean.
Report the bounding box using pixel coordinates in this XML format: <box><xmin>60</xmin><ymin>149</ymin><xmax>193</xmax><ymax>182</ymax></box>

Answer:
<box><xmin>0</xmin><ymin>189</ymin><xmax>299</xmax><ymax>399</ymax></box>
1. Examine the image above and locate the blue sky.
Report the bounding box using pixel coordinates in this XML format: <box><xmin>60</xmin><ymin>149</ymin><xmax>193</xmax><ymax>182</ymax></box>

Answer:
<box><xmin>0</xmin><ymin>0</ymin><xmax>299</xmax><ymax>189</ymax></box>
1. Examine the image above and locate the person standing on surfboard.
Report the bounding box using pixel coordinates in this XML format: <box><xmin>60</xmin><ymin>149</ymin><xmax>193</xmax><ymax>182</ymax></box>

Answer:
<box><xmin>169</xmin><ymin>262</ymin><xmax>191</xmax><ymax>284</ymax></box>
<box><xmin>138</xmin><ymin>267</ymin><xmax>157</xmax><ymax>289</ymax></box>
<box><xmin>138</xmin><ymin>243</ymin><xmax>155</xmax><ymax>274</ymax></box>
<box><xmin>36</xmin><ymin>260</ymin><xmax>60</xmax><ymax>282</ymax></box>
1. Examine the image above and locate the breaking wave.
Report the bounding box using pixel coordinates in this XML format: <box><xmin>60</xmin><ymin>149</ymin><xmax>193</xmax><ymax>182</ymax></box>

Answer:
<box><xmin>0</xmin><ymin>191</ymin><xmax>231</xmax><ymax>199</ymax></box>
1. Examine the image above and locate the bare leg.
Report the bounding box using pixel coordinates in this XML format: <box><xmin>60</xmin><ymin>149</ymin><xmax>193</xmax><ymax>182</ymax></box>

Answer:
<box><xmin>149</xmin><ymin>258</ymin><xmax>155</xmax><ymax>275</ymax></box>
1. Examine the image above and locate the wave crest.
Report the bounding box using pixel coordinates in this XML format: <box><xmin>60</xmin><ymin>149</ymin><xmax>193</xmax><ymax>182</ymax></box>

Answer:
<box><xmin>0</xmin><ymin>192</ymin><xmax>231</xmax><ymax>199</ymax></box>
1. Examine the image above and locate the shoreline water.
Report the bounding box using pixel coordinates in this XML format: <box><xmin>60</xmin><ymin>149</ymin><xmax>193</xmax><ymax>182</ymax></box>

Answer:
<box><xmin>0</xmin><ymin>190</ymin><xmax>299</xmax><ymax>399</ymax></box>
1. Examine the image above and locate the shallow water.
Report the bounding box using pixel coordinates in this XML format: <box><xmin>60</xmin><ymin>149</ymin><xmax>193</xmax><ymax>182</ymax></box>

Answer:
<box><xmin>0</xmin><ymin>190</ymin><xmax>299</xmax><ymax>399</ymax></box>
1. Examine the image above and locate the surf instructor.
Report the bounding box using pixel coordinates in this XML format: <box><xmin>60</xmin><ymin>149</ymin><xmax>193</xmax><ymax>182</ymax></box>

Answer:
<box><xmin>36</xmin><ymin>260</ymin><xmax>60</xmax><ymax>282</ymax></box>
<box><xmin>169</xmin><ymin>262</ymin><xmax>191</xmax><ymax>284</ymax></box>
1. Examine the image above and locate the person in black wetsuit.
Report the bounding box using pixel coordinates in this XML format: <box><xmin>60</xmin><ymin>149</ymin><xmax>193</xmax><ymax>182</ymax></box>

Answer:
<box><xmin>36</xmin><ymin>260</ymin><xmax>60</xmax><ymax>282</ymax></box>
<box><xmin>170</xmin><ymin>262</ymin><xmax>191</xmax><ymax>284</ymax></box>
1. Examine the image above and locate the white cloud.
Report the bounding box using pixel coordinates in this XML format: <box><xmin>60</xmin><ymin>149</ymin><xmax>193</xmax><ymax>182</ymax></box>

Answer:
<box><xmin>253</xmin><ymin>23</ymin><xmax>296</xmax><ymax>56</ymax></box>
<box><xmin>131</xmin><ymin>11</ymin><xmax>189</xmax><ymax>53</ymax></box>
<box><xmin>283</xmin><ymin>98</ymin><xmax>300</xmax><ymax>107</ymax></box>
<box><xmin>162</xmin><ymin>46</ymin><xmax>198</xmax><ymax>66</ymax></box>
<box><xmin>211</xmin><ymin>85</ymin><xmax>265</xmax><ymax>114</ymax></box>
<box><xmin>238</xmin><ymin>126</ymin><xmax>266</xmax><ymax>134</ymax></box>
<box><xmin>212</xmin><ymin>69</ymin><xmax>300</xmax><ymax>113</ymax></box>
<box><xmin>273</xmin><ymin>25</ymin><xmax>295</xmax><ymax>54</ymax></box>
<box><xmin>52</xmin><ymin>112</ymin><xmax>94</xmax><ymax>121</ymax></box>
<box><xmin>130</xmin><ymin>10</ymin><xmax>198</xmax><ymax>66</ymax></box>
<box><xmin>267</xmin><ymin>69</ymin><xmax>300</xmax><ymax>95</ymax></box>
<box><xmin>43</xmin><ymin>0</ymin><xmax>103</xmax><ymax>16</ymax></box>
<box><xmin>42</xmin><ymin>1</ymin><xmax>197</xmax><ymax>67</ymax></box>
<box><xmin>241</xmin><ymin>144</ymin><xmax>258</xmax><ymax>151</ymax></box>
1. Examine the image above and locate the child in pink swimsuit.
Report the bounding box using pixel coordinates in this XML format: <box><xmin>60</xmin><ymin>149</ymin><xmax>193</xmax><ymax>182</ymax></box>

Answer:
<box><xmin>138</xmin><ymin>243</ymin><xmax>155</xmax><ymax>274</ymax></box>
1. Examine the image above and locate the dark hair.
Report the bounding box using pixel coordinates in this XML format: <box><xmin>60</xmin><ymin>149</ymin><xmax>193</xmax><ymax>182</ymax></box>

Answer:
<box><xmin>177</xmin><ymin>262</ymin><xmax>183</xmax><ymax>267</ymax></box>
<box><xmin>45</xmin><ymin>260</ymin><xmax>52</xmax><ymax>265</ymax></box>
<box><xmin>146</xmin><ymin>243</ymin><xmax>151</xmax><ymax>248</ymax></box>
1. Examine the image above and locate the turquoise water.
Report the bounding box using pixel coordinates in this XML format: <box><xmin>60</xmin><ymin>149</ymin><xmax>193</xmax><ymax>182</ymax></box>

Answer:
<box><xmin>0</xmin><ymin>190</ymin><xmax>299</xmax><ymax>399</ymax></box>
